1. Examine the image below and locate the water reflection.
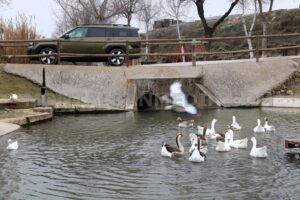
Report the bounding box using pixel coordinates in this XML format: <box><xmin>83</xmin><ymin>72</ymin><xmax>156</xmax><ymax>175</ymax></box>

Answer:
<box><xmin>0</xmin><ymin>108</ymin><xmax>299</xmax><ymax>199</ymax></box>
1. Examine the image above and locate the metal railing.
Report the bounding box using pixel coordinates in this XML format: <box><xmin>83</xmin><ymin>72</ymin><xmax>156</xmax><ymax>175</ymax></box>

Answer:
<box><xmin>0</xmin><ymin>33</ymin><xmax>300</xmax><ymax>67</ymax></box>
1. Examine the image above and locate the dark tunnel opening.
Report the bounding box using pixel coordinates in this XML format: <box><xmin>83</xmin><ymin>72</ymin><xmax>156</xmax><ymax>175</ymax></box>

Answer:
<box><xmin>137</xmin><ymin>93</ymin><xmax>161</xmax><ymax>111</ymax></box>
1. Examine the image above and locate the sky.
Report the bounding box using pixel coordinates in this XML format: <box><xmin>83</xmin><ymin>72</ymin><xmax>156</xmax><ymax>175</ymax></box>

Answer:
<box><xmin>1</xmin><ymin>0</ymin><xmax>300</xmax><ymax>38</ymax></box>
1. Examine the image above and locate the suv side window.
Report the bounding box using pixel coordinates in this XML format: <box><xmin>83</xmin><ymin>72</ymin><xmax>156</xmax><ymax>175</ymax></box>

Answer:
<box><xmin>68</xmin><ymin>27</ymin><xmax>88</xmax><ymax>38</ymax></box>
<box><xmin>108</xmin><ymin>28</ymin><xmax>138</xmax><ymax>37</ymax></box>
<box><xmin>87</xmin><ymin>27</ymin><xmax>106</xmax><ymax>37</ymax></box>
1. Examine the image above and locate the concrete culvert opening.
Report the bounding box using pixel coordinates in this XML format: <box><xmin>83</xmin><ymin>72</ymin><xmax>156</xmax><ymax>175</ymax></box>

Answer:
<box><xmin>137</xmin><ymin>93</ymin><xmax>161</xmax><ymax>111</ymax></box>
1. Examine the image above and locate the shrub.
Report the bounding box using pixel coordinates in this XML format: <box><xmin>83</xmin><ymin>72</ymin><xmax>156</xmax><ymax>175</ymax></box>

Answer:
<box><xmin>0</xmin><ymin>14</ymin><xmax>40</xmax><ymax>63</ymax></box>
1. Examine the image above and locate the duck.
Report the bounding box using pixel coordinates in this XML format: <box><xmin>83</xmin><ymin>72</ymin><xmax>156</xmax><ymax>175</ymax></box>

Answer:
<box><xmin>189</xmin><ymin>136</ymin><xmax>206</xmax><ymax>163</ymax></box>
<box><xmin>253</xmin><ymin>119</ymin><xmax>266</xmax><ymax>133</ymax></box>
<box><xmin>228</xmin><ymin>128</ymin><xmax>248</xmax><ymax>149</ymax></box>
<box><xmin>9</xmin><ymin>94</ymin><xmax>18</xmax><ymax>101</ymax></box>
<box><xmin>231</xmin><ymin>116</ymin><xmax>242</xmax><ymax>131</ymax></box>
<box><xmin>250</xmin><ymin>137</ymin><xmax>268</xmax><ymax>158</ymax></box>
<box><xmin>215</xmin><ymin>130</ymin><xmax>231</xmax><ymax>152</ymax></box>
<box><xmin>161</xmin><ymin>133</ymin><xmax>184</xmax><ymax>158</ymax></box>
<box><xmin>177</xmin><ymin>117</ymin><xmax>194</xmax><ymax>128</ymax></box>
<box><xmin>6</xmin><ymin>139</ymin><xmax>18</xmax><ymax>150</ymax></box>
<box><xmin>263</xmin><ymin>118</ymin><xmax>276</xmax><ymax>132</ymax></box>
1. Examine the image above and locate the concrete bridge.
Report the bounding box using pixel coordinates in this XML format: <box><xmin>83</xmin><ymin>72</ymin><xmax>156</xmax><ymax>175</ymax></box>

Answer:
<box><xmin>4</xmin><ymin>56</ymin><xmax>300</xmax><ymax>111</ymax></box>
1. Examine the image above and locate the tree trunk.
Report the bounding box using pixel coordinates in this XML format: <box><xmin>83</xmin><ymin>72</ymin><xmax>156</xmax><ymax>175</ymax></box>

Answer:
<box><xmin>242</xmin><ymin>18</ymin><xmax>254</xmax><ymax>58</ymax></box>
<box><xmin>241</xmin><ymin>0</ymin><xmax>257</xmax><ymax>59</ymax></box>
<box><xmin>176</xmin><ymin>18</ymin><xmax>185</xmax><ymax>62</ymax></box>
<box><xmin>145</xmin><ymin>30</ymin><xmax>149</xmax><ymax>61</ymax></box>
<box><xmin>261</xmin><ymin>21</ymin><xmax>267</xmax><ymax>57</ymax></box>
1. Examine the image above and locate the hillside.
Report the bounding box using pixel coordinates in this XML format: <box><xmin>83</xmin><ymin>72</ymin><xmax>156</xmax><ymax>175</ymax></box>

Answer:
<box><xmin>148</xmin><ymin>8</ymin><xmax>300</xmax><ymax>62</ymax></box>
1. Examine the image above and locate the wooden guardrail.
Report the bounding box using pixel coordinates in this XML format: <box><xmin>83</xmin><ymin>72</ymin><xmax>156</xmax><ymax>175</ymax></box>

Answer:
<box><xmin>0</xmin><ymin>33</ymin><xmax>300</xmax><ymax>67</ymax></box>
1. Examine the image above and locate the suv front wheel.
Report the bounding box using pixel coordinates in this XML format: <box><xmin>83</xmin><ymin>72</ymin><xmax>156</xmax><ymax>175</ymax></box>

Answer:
<box><xmin>39</xmin><ymin>47</ymin><xmax>57</xmax><ymax>65</ymax></box>
<box><xmin>108</xmin><ymin>48</ymin><xmax>125</xmax><ymax>66</ymax></box>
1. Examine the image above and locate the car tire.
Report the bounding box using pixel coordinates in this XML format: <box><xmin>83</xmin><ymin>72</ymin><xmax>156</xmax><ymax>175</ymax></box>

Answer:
<box><xmin>39</xmin><ymin>47</ymin><xmax>57</xmax><ymax>65</ymax></box>
<box><xmin>108</xmin><ymin>48</ymin><xmax>125</xmax><ymax>66</ymax></box>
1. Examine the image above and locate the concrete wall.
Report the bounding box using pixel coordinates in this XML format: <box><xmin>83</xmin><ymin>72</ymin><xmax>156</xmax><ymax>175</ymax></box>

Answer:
<box><xmin>199</xmin><ymin>58</ymin><xmax>299</xmax><ymax>107</ymax></box>
<box><xmin>4</xmin><ymin>57</ymin><xmax>299</xmax><ymax>110</ymax></box>
<box><xmin>4</xmin><ymin>64</ymin><xmax>203</xmax><ymax>111</ymax></box>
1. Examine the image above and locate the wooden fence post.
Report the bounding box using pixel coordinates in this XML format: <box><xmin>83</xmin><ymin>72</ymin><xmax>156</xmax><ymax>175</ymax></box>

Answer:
<box><xmin>126</xmin><ymin>41</ymin><xmax>129</xmax><ymax>67</ymax></box>
<box><xmin>256</xmin><ymin>36</ymin><xmax>260</xmax><ymax>63</ymax></box>
<box><xmin>57</xmin><ymin>40</ymin><xmax>61</xmax><ymax>65</ymax></box>
<box><xmin>192</xmin><ymin>39</ymin><xmax>196</xmax><ymax>67</ymax></box>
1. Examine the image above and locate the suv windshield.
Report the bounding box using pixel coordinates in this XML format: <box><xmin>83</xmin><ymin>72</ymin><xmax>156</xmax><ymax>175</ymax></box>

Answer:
<box><xmin>68</xmin><ymin>27</ymin><xmax>88</xmax><ymax>38</ymax></box>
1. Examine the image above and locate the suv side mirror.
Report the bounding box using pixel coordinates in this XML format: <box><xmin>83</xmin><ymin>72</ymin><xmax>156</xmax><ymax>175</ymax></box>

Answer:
<box><xmin>63</xmin><ymin>34</ymin><xmax>70</xmax><ymax>39</ymax></box>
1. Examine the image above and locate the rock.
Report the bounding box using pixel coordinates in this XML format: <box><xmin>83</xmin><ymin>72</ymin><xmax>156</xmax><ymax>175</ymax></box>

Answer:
<box><xmin>286</xmin><ymin>90</ymin><xmax>294</xmax><ymax>95</ymax></box>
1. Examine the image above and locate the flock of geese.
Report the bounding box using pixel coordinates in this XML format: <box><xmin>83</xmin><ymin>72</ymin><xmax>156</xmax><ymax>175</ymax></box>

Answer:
<box><xmin>161</xmin><ymin>116</ymin><xmax>275</xmax><ymax>163</ymax></box>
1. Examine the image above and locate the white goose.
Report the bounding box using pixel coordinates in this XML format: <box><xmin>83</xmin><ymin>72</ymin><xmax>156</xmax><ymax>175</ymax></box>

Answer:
<box><xmin>228</xmin><ymin>128</ymin><xmax>248</xmax><ymax>149</ymax></box>
<box><xmin>215</xmin><ymin>130</ymin><xmax>231</xmax><ymax>152</ymax></box>
<box><xmin>189</xmin><ymin>131</ymin><xmax>207</xmax><ymax>154</ymax></box>
<box><xmin>208</xmin><ymin>119</ymin><xmax>220</xmax><ymax>139</ymax></box>
<box><xmin>250</xmin><ymin>137</ymin><xmax>268</xmax><ymax>158</ymax></box>
<box><xmin>6</xmin><ymin>139</ymin><xmax>18</xmax><ymax>150</ymax></box>
<box><xmin>253</xmin><ymin>119</ymin><xmax>266</xmax><ymax>133</ymax></box>
<box><xmin>189</xmin><ymin>137</ymin><xmax>206</xmax><ymax>163</ymax></box>
<box><xmin>177</xmin><ymin>117</ymin><xmax>194</xmax><ymax>128</ymax></box>
<box><xmin>231</xmin><ymin>116</ymin><xmax>242</xmax><ymax>131</ymax></box>
<box><xmin>161</xmin><ymin>133</ymin><xmax>184</xmax><ymax>158</ymax></box>
<box><xmin>197</xmin><ymin>126</ymin><xmax>208</xmax><ymax>138</ymax></box>
<box><xmin>263</xmin><ymin>118</ymin><xmax>276</xmax><ymax>132</ymax></box>
<box><xmin>9</xmin><ymin>94</ymin><xmax>18</xmax><ymax>101</ymax></box>
<box><xmin>189</xmin><ymin>133</ymin><xmax>197</xmax><ymax>153</ymax></box>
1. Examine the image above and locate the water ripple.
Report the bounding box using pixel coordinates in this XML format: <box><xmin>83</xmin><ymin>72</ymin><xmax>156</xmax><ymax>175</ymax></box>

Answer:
<box><xmin>0</xmin><ymin>109</ymin><xmax>300</xmax><ymax>199</ymax></box>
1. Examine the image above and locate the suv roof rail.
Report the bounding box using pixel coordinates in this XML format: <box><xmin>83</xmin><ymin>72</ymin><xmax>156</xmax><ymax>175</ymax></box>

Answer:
<box><xmin>80</xmin><ymin>24</ymin><xmax>131</xmax><ymax>27</ymax></box>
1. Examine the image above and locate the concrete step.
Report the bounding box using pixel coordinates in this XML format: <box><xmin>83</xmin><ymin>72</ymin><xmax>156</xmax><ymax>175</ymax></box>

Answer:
<box><xmin>0</xmin><ymin>98</ymin><xmax>37</xmax><ymax>109</ymax></box>
<box><xmin>261</xmin><ymin>97</ymin><xmax>300</xmax><ymax>108</ymax></box>
<box><xmin>0</xmin><ymin>107</ymin><xmax>53</xmax><ymax>126</ymax></box>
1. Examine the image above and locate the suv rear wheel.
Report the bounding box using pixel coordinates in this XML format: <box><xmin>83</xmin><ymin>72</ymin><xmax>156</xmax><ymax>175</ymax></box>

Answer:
<box><xmin>108</xmin><ymin>48</ymin><xmax>125</xmax><ymax>66</ymax></box>
<box><xmin>39</xmin><ymin>47</ymin><xmax>57</xmax><ymax>65</ymax></box>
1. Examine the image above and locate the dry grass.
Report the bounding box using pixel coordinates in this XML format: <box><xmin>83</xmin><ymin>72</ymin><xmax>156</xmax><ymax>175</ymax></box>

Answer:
<box><xmin>0</xmin><ymin>14</ymin><xmax>39</xmax><ymax>63</ymax></box>
<box><xmin>149</xmin><ymin>9</ymin><xmax>300</xmax><ymax>62</ymax></box>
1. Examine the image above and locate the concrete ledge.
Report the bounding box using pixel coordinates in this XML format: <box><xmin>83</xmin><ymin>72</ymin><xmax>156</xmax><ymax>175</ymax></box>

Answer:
<box><xmin>0</xmin><ymin>98</ymin><xmax>37</xmax><ymax>109</ymax></box>
<box><xmin>54</xmin><ymin>105</ymin><xmax>126</xmax><ymax>113</ymax></box>
<box><xmin>261</xmin><ymin>97</ymin><xmax>300</xmax><ymax>108</ymax></box>
<box><xmin>0</xmin><ymin>107</ymin><xmax>53</xmax><ymax>126</ymax></box>
<box><xmin>0</xmin><ymin>122</ymin><xmax>20</xmax><ymax>136</ymax></box>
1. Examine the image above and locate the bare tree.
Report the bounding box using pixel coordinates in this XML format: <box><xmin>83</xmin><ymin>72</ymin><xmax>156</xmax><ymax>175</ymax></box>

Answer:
<box><xmin>138</xmin><ymin>0</ymin><xmax>159</xmax><ymax>56</ymax></box>
<box><xmin>162</xmin><ymin>0</ymin><xmax>191</xmax><ymax>62</ymax></box>
<box><xmin>0</xmin><ymin>0</ymin><xmax>11</xmax><ymax>7</ymax></box>
<box><xmin>257</xmin><ymin>0</ymin><xmax>274</xmax><ymax>57</ymax></box>
<box><xmin>192</xmin><ymin>0</ymin><xmax>240</xmax><ymax>37</ymax></box>
<box><xmin>163</xmin><ymin>0</ymin><xmax>190</xmax><ymax>40</ymax></box>
<box><xmin>113</xmin><ymin>0</ymin><xmax>140</xmax><ymax>25</ymax></box>
<box><xmin>240</xmin><ymin>0</ymin><xmax>258</xmax><ymax>58</ymax></box>
<box><xmin>54</xmin><ymin>0</ymin><xmax>120</xmax><ymax>34</ymax></box>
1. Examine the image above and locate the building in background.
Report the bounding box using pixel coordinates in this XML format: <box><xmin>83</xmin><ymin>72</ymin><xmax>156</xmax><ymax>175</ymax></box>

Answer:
<box><xmin>153</xmin><ymin>19</ymin><xmax>183</xmax><ymax>29</ymax></box>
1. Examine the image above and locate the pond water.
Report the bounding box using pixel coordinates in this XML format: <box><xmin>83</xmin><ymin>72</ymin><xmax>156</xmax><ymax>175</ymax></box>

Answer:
<box><xmin>0</xmin><ymin>108</ymin><xmax>300</xmax><ymax>200</ymax></box>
